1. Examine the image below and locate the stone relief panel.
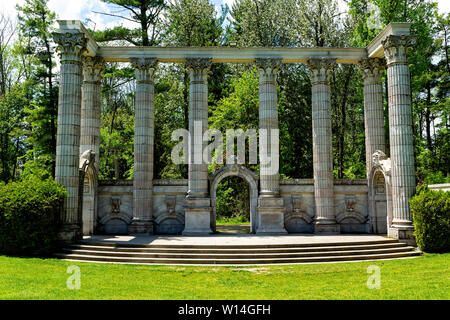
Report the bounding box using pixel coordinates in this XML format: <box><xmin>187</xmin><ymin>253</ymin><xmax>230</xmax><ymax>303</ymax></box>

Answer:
<box><xmin>280</xmin><ymin>183</ymin><xmax>315</xmax><ymax>233</ymax></box>
<box><xmin>97</xmin><ymin>185</ymin><xmax>133</xmax><ymax>235</ymax></box>
<box><xmin>334</xmin><ymin>190</ymin><xmax>369</xmax><ymax>233</ymax></box>
<box><xmin>153</xmin><ymin>193</ymin><xmax>186</xmax><ymax>235</ymax></box>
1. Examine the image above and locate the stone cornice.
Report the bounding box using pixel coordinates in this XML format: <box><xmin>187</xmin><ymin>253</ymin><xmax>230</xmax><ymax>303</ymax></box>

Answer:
<box><xmin>307</xmin><ymin>58</ymin><xmax>336</xmax><ymax>84</ymax></box>
<box><xmin>83</xmin><ymin>56</ymin><xmax>105</xmax><ymax>83</ymax></box>
<box><xmin>358</xmin><ymin>58</ymin><xmax>385</xmax><ymax>81</ymax></box>
<box><xmin>382</xmin><ymin>35</ymin><xmax>416</xmax><ymax>66</ymax></box>
<box><xmin>53</xmin><ymin>32</ymin><xmax>87</xmax><ymax>64</ymax></box>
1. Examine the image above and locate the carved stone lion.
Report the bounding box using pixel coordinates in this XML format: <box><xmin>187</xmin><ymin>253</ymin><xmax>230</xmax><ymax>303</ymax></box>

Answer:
<box><xmin>372</xmin><ymin>150</ymin><xmax>391</xmax><ymax>176</ymax></box>
<box><xmin>79</xmin><ymin>149</ymin><xmax>96</xmax><ymax>172</ymax></box>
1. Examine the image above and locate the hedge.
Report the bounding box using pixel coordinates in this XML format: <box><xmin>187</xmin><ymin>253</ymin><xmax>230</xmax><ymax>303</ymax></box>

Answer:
<box><xmin>0</xmin><ymin>177</ymin><xmax>66</xmax><ymax>256</ymax></box>
<box><xmin>410</xmin><ymin>187</ymin><xmax>450</xmax><ymax>253</ymax></box>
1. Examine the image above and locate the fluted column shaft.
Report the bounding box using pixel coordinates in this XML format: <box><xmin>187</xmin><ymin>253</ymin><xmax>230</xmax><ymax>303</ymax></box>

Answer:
<box><xmin>359</xmin><ymin>58</ymin><xmax>386</xmax><ymax>178</ymax></box>
<box><xmin>382</xmin><ymin>35</ymin><xmax>416</xmax><ymax>228</ymax></box>
<box><xmin>53</xmin><ymin>32</ymin><xmax>87</xmax><ymax>241</ymax></box>
<box><xmin>130</xmin><ymin>58</ymin><xmax>158</xmax><ymax>234</ymax></box>
<box><xmin>186</xmin><ymin>58</ymin><xmax>211</xmax><ymax>198</ymax></box>
<box><xmin>256</xmin><ymin>58</ymin><xmax>281</xmax><ymax>197</ymax></box>
<box><xmin>308</xmin><ymin>58</ymin><xmax>339</xmax><ymax>233</ymax></box>
<box><xmin>81</xmin><ymin>57</ymin><xmax>104</xmax><ymax>167</ymax></box>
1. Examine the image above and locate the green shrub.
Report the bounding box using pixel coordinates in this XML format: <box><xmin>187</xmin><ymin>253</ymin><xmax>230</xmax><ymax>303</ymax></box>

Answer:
<box><xmin>410</xmin><ymin>187</ymin><xmax>450</xmax><ymax>253</ymax></box>
<box><xmin>0</xmin><ymin>177</ymin><xmax>66</xmax><ymax>256</ymax></box>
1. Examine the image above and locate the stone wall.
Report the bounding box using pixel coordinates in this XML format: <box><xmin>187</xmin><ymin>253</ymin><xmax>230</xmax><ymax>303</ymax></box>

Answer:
<box><xmin>94</xmin><ymin>178</ymin><xmax>369</xmax><ymax>235</ymax></box>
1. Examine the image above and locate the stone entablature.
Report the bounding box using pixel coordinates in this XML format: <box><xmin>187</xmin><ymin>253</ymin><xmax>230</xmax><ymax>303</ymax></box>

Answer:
<box><xmin>53</xmin><ymin>20</ymin><xmax>416</xmax><ymax>244</ymax></box>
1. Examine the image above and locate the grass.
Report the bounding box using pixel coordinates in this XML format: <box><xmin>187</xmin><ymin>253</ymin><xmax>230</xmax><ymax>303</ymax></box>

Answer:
<box><xmin>0</xmin><ymin>253</ymin><xmax>449</xmax><ymax>300</ymax></box>
<box><xmin>216</xmin><ymin>215</ymin><xmax>250</xmax><ymax>225</ymax></box>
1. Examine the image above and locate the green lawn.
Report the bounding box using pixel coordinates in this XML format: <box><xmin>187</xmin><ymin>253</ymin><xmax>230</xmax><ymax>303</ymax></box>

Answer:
<box><xmin>0</xmin><ymin>253</ymin><xmax>448</xmax><ymax>300</ymax></box>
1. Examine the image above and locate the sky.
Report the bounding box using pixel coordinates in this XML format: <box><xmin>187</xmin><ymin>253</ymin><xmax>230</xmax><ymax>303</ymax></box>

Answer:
<box><xmin>1</xmin><ymin>0</ymin><xmax>449</xmax><ymax>31</ymax></box>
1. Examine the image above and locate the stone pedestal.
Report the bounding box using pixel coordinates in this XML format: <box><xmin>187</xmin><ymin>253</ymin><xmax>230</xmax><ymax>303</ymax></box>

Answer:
<box><xmin>307</xmin><ymin>58</ymin><xmax>339</xmax><ymax>234</ymax></box>
<box><xmin>53</xmin><ymin>31</ymin><xmax>87</xmax><ymax>242</ymax></box>
<box><xmin>382</xmin><ymin>35</ymin><xmax>417</xmax><ymax>244</ymax></box>
<box><xmin>129</xmin><ymin>58</ymin><xmax>158</xmax><ymax>235</ymax></box>
<box><xmin>183</xmin><ymin>198</ymin><xmax>213</xmax><ymax>235</ymax></box>
<box><xmin>183</xmin><ymin>58</ymin><xmax>213</xmax><ymax>235</ymax></box>
<box><xmin>257</xmin><ymin>197</ymin><xmax>287</xmax><ymax>234</ymax></box>
<box><xmin>255</xmin><ymin>58</ymin><xmax>287</xmax><ymax>234</ymax></box>
<box><xmin>359</xmin><ymin>58</ymin><xmax>386</xmax><ymax>178</ymax></box>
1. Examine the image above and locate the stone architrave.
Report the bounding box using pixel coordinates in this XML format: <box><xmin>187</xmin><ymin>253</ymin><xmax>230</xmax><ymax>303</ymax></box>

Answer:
<box><xmin>183</xmin><ymin>58</ymin><xmax>213</xmax><ymax>235</ymax></box>
<box><xmin>382</xmin><ymin>35</ymin><xmax>416</xmax><ymax>244</ymax></box>
<box><xmin>255</xmin><ymin>58</ymin><xmax>287</xmax><ymax>234</ymax></box>
<box><xmin>129</xmin><ymin>57</ymin><xmax>158</xmax><ymax>234</ymax></box>
<box><xmin>307</xmin><ymin>58</ymin><xmax>339</xmax><ymax>234</ymax></box>
<box><xmin>359</xmin><ymin>58</ymin><xmax>386</xmax><ymax>179</ymax></box>
<box><xmin>52</xmin><ymin>31</ymin><xmax>87</xmax><ymax>241</ymax></box>
<box><xmin>81</xmin><ymin>56</ymin><xmax>104</xmax><ymax>168</ymax></box>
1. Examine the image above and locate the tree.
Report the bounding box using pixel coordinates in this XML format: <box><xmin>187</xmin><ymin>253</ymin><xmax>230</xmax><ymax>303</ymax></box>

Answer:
<box><xmin>92</xmin><ymin>0</ymin><xmax>166</xmax><ymax>46</ymax></box>
<box><xmin>16</xmin><ymin>0</ymin><xmax>58</xmax><ymax>176</ymax></box>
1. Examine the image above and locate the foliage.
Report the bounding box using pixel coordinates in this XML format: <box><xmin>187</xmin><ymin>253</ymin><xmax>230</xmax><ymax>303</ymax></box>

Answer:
<box><xmin>410</xmin><ymin>187</ymin><xmax>450</xmax><ymax>253</ymax></box>
<box><xmin>0</xmin><ymin>176</ymin><xmax>66</xmax><ymax>256</ymax></box>
<box><xmin>215</xmin><ymin>176</ymin><xmax>250</xmax><ymax>222</ymax></box>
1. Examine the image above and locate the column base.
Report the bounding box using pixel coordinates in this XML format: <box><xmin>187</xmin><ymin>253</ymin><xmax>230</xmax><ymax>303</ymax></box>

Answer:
<box><xmin>256</xmin><ymin>196</ymin><xmax>287</xmax><ymax>234</ymax></box>
<box><xmin>183</xmin><ymin>197</ymin><xmax>213</xmax><ymax>235</ymax></box>
<box><xmin>129</xmin><ymin>218</ymin><xmax>154</xmax><ymax>235</ymax></box>
<box><xmin>58</xmin><ymin>224</ymin><xmax>82</xmax><ymax>244</ymax></box>
<box><xmin>388</xmin><ymin>225</ymin><xmax>416</xmax><ymax>246</ymax></box>
<box><xmin>314</xmin><ymin>222</ymin><xmax>340</xmax><ymax>234</ymax></box>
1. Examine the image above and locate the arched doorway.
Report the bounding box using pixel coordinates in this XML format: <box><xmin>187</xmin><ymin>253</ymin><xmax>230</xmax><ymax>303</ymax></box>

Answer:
<box><xmin>368</xmin><ymin>151</ymin><xmax>393</xmax><ymax>234</ymax></box>
<box><xmin>210</xmin><ymin>164</ymin><xmax>259</xmax><ymax>233</ymax></box>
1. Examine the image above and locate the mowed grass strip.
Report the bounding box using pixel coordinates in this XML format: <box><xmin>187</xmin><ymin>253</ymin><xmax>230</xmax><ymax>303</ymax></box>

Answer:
<box><xmin>0</xmin><ymin>253</ymin><xmax>448</xmax><ymax>300</ymax></box>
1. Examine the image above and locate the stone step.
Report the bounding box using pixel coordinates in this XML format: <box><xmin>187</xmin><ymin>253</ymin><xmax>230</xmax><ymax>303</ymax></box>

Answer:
<box><xmin>60</xmin><ymin>246</ymin><xmax>415</xmax><ymax>259</ymax></box>
<box><xmin>54</xmin><ymin>250</ymin><xmax>421</xmax><ymax>265</ymax></box>
<box><xmin>65</xmin><ymin>242</ymin><xmax>408</xmax><ymax>254</ymax></box>
<box><xmin>76</xmin><ymin>238</ymin><xmax>399</xmax><ymax>249</ymax></box>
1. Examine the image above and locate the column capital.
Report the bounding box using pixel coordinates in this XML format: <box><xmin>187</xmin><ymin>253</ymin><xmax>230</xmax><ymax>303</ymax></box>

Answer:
<box><xmin>130</xmin><ymin>57</ymin><xmax>158</xmax><ymax>84</ymax></box>
<box><xmin>186</xmin><ymin>58</ymin><xmax>211</xmax><ymax>84</ymax></box>
<box><xmin>307</xmin><ymin>58</ymin><xmax>336</xmax><ymax>84</ymax></box>
<box><xmin>53</xmin><ymin>32</ymin><xmax>87</xmax><ymax>64</ymax></box>
<box><xmin>382</xmin><ymin>35</ymin><xmax>416</xmax><ymax>66</ymax></box>
<box><xmin>255</xmin><ymin>58</ymin><xmax>281</xmax><ymax>75</ymax></box>
<box><xmin>358</xmin><ymin>58</ymin><xmax>385</xmax><ymax>82</ymax></box>
<box><xmin>185</xmin><ymin>58</ymin><xmax>212</xmax><ymax>72</ymax></box>
<box><xmin>83</xmin><ymin>56</ymin><xmax>105</xmax><ymax>84</ymax></box>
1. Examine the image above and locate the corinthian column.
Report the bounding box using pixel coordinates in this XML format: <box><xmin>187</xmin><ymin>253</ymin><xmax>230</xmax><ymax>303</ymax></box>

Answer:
<box><xmin>52</xmin><ymin>31</ymin><xmax>87</xmax><ymax>241</ymax></box>
<box><xmin>255</xmin><ymin>58</ymin><xmax>287</xmax><ymax>234</ymax></box>
<box><xmin>382</xmin><ymin>35</ymin><xmax>416</xmax><ymax>244</ymax></box>
<box><xmin>307</xmin><ymin>58</ymin><xmax>339</xmax><ymax>234</ymax></box>
<box><xmin>183</xmin><ymin>58</ymin><xmax>213</xmax><ymax>235</ymax></box>
<box><xmin>359</xmin><ymin>58</ymin><xmax>386</xmax><ymax>178</ymax></box>
<box><xmin>129</xmin><ymin>58</ymin><xmax>158</xmax><ymax>234</ymax></box>
<box><xmin>81</xmin><ymin>56</ymin><xmax>104</xmax><ymax>166</ymax></box>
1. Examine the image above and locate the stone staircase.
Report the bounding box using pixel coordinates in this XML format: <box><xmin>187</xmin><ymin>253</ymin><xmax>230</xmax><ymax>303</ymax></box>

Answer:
<box><xmin>54</xmin><ymin>238</ymin><xmax>420</xmax><ymax>265</ymax></box>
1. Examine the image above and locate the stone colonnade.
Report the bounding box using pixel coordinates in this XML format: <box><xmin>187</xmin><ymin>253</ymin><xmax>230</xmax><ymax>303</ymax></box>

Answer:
<box><xmin>53</xmin><ymin>29</ymin><xmax>416</xmax><ymax>242</ymax></box>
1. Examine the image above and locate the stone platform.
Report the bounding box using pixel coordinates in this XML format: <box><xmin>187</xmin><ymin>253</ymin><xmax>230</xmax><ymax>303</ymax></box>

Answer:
<box><xmin>55</xmin><ymin>234</ymin><xmax>420</xmax><ymax>265</ymax></box>
<box><xmin>81</xmin><ymin>234</ymin><xmax>391</xmax><ymax>246</ymax></box>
